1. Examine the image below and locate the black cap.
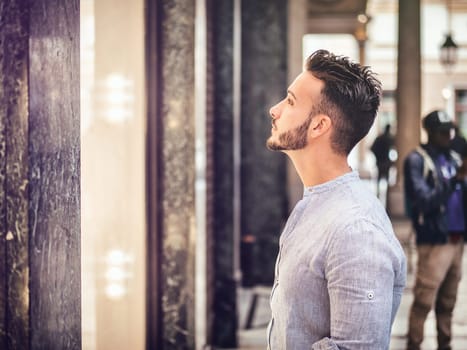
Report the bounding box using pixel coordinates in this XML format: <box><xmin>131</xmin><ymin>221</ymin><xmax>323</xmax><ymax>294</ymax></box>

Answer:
<box><xmin>422</xmin><ymin>110</ymin><xmax>454</xmax><ymax>131</ymax></box>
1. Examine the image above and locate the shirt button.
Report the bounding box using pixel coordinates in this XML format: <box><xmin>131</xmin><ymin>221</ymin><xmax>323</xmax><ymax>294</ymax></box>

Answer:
<box><xmin>367</xmin><ymin>291</ymin><xmax>375</xmax><ymax>300</ymax></box>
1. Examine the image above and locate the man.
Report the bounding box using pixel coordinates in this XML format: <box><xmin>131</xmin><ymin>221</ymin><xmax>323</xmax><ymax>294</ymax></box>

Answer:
<box><xmin>371</xmin><ymin>124</ymin><xmax>395</xmax><ymax>198</ymax></box>
<box><xmin>404</xmin><ymin>110</ymin><xmax>466</xmax><ymax>350</ymax></box>
<box><xmin>266</xmin><ymin>49</ymin><xmax>406</xmax><ymax>349</ymax></box>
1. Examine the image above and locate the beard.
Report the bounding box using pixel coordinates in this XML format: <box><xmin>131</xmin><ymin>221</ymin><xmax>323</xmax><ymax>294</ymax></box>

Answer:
<box><xmin>266</xmin><ymin>115</ymin><xmax>313</xmax><ymax>151</ymax></box>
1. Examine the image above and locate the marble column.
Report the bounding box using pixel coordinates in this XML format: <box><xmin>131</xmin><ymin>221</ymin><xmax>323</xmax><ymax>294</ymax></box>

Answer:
<box><xmin>0</xmin><ymin>1</ymin><xmax>30</xmax><ymax>348</ymax></box>
<box><xmin>210</xmin><ymin>0</ymin><xmax>238</xmax><ymax>346</ymax></box>
<box><xmin>0</xmin><ymin>0</ymin><xmax>80</xmax><ymax>349</ymax></box>
<box><xmin>146</xmin><ymin>0</ymin><xmax>288</xmax><ymax>347</ymax></box>
<box><xmin>396</xmin><ymin>0</ymin><xmax>421</xmax><ymax>175</ymax></box>
<box><xmin>389</xmin><ymin>0</ymin><xmax>421</xmax><ymax>216</ymax></box>
<box><xmin>147</xmin><ymin>0</ymin><xmax>197</xmax><ymax>348</ymax></box>
<box><xmin>241</xmin><ymin>0</ymin><xmax>288</xmax><ymax>285</ymax></box>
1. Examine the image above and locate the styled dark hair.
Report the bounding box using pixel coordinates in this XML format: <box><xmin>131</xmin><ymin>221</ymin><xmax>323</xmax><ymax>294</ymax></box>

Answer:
<box><xmin>305</xmin><ymin>49</ymin><xmax>382</xmax><ymax>155</ymax></box>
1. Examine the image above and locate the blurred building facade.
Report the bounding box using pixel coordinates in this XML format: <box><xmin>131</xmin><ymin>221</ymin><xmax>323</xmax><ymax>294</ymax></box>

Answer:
<box><xmin>1</xmin><ymin>0</ymin><xmax>467</xmax><ymax>349</ymax></box>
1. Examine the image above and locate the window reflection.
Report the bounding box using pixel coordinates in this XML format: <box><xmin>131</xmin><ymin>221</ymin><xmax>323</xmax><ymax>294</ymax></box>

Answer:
<box><xmin>80</xmin><ymin>0</ymin><xmax>146</xmax><ymax>349</ymax></box>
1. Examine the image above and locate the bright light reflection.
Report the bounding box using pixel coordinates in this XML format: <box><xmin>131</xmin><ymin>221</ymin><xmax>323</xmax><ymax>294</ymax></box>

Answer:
<box><xmin>106</xmin><ymin>249</ymin><xmax>133</xmax><ymax>265</ymax></box>
<box><xmin>442</xmin><ymin>87</ymin><xmax>452</xmax><ymax>100</ymax></box>
<box><xmin>106</xmin><ymin>283</ymin><xmax>126</xmax><ymax>300</ymax></box>
<box><xmin>358</xmin><ymin>14</ymin><xmax>368</xmax><ymax>23</ymax></box>
<box><xmin>106</xmin><ymin>249</ymin><xmax>126</xmax><ymax>264</ymax></box>
<box><xmin>104</xmin><ymin>109</ymin><xmax>131</xmax><ymax>121</ymax></box>
<box><xmin>389</xmin><ymin>149</ymin><xmax>398</xmax><ymax>162</ymax></box>
<box><xmin>105</xmin><ymin>249</ymin><xmax>133</xmax><ymax>300</ymax></box>
<box><xmin>102</xmin><ymin>73</ymin><xmax>134</xmax><ymax>124</ymax></box>
<box><xmin>106</xmin><ymin>267</ymin><xmax>127</xmax><ymax>281</ymax></box>
<box><xmin>106</xmin><ymin>73</ymin><xmax>132</xmax><ymax>89</ymax></box>
<box><xmin>107</xmin><ymin>91</ymin><xmax>134</xmax><ymax>104</ymax></box>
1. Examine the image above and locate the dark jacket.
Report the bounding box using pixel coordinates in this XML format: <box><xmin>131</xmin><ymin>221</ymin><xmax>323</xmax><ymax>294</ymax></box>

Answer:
<box><xmin>404</xmin><ymin>144</ymin><xmax>467</xmax><ymax>244</ymax></box>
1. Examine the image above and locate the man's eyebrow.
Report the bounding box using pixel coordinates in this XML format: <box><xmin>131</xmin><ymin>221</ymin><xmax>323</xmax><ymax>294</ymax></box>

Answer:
<box><xmin>287</xmin><ymin>90</ymin><xmax>297</xmax><ymax>101</ymax></box>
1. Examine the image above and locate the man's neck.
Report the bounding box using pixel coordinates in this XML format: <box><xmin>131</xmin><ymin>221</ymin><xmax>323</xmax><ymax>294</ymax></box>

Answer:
<box><xmin>286</xmin><ymin>148</ymin><xmax>351</xmax><ymax>188</ymax></box>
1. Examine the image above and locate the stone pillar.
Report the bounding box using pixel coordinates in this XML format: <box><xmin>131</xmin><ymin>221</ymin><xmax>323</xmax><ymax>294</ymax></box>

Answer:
<box><xmin>146</xmin><ymin>0</ymin><xmax>197</xmax><ymax>348</ymax></box>
<box><xmin>389</xmin><ymin>0</ymin><xmax>421</xmax><ymax>216</ymax></box>
<box><xmin>159</xmin><ymin>0</ymin><xmax>197</xmax><ymax>345</ymax></box>
<box><xmin>0</xmin><ymin>2</ymin><xmax>30</xmax><ymax>348</ymax></box>
<box><xmin>0</xmin><ymin>0</ymin><xmax>80</xmax><ymax>349</ymax></box>
<box><xmin>241</xmin><ymin>0</ymin><xmax>288</xmax><ymax>285</ymax></box>
<box><xmin>147</xmin><ymin>0</ymin><xmax>287</xmax><ymax>347</ymax></box>
<box><xmin>210</xmin><ymin>0</ymin><xmax>238</xmax><ymax>347</ymax></box>
<box><xmin>396</xmin><ymin>0</ymin><xmax>421</xmax><ymax>174</ymax></box>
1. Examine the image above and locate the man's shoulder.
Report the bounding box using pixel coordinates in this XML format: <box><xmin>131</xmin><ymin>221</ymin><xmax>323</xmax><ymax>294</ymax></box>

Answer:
<box><xmin>405</xmin><ymin>146</ymin><xmax>430</xmax><ymax>165</ymax></box>
<box><xmin>329</xmin><ymin>183</ymin><xmax>390</xmax><ymax>228</ymax></box>
<box><xmin>410</xmin><ymin>145</ymin><xmax>428</xmax><ymax>157</ymax></box>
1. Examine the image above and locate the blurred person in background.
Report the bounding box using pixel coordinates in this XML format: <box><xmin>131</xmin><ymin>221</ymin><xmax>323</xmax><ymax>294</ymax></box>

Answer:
<box><xmin>404</xmin><ymin>110</ymin><xmax>467</xmax><ymax>350</ymax></box>
<box><xmin>371</xmin><ymin>124</ymin><xmax>395</xmax><ymax>199</ymax></box>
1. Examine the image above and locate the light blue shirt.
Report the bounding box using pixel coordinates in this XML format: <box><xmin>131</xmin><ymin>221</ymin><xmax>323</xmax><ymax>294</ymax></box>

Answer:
<box><xmin>268</xmin><ymin>171</ymin><xmax>407</xmax><ymax>350</ymax></box>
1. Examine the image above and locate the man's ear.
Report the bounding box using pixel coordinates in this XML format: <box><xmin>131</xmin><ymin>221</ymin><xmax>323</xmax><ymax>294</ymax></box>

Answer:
<box><xmin>309</xmin><ymin>114</ymin><xmax>332</xmax><ymax>138</ymax></box>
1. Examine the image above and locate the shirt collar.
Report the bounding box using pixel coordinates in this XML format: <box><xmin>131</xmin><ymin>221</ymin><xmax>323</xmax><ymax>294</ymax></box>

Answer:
<box><xmin>303</xmin><ymin>170</ymin><xmax>359</xmax><ymax>197</ymax></box>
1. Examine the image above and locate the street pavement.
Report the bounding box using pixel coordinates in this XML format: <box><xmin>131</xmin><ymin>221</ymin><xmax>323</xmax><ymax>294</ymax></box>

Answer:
<box><xmin>236</xmin><ymin>218</ymin><xmax>467</xmax><ymax>350</ymax></box>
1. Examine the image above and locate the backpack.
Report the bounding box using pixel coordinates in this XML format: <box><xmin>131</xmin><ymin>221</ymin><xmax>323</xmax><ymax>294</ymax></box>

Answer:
<box><xmin>404</xmin><ymin>146</ymin><xmax>461</xmax><ymax>218</ymax></box>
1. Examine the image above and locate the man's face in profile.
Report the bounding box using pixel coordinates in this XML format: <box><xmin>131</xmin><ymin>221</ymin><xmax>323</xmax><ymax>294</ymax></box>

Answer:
<box><xmin>266</xmin><ymin>71</ymin><xmax>323</xmax><ymax>152</ymax></box>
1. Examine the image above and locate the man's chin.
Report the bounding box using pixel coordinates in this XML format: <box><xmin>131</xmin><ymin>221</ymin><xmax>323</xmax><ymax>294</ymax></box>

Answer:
<box><xmin>266</xmin><ymin>139</ymin><xmax>285</xmax><ymax>151</ymax></box>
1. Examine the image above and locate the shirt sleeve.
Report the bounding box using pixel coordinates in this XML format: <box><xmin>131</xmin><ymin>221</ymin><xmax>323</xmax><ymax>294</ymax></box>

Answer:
<box><xmin>312</xmin><ymin>219</ymin><xmax>403</xmax><ymax>350</ymax></box>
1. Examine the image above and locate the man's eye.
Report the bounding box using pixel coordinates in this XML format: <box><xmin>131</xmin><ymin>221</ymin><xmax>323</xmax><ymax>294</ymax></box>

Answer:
<box><xmin>287</xmin><ymin>98</ymin><xmax>294</xmax><ymax>105</ymax></box>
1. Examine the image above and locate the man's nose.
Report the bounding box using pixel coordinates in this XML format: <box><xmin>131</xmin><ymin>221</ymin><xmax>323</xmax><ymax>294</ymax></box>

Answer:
<box><xmin>269</xmin><ymin>102</ymin><xmax>280</xmax><ymax>120</ymax></box>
